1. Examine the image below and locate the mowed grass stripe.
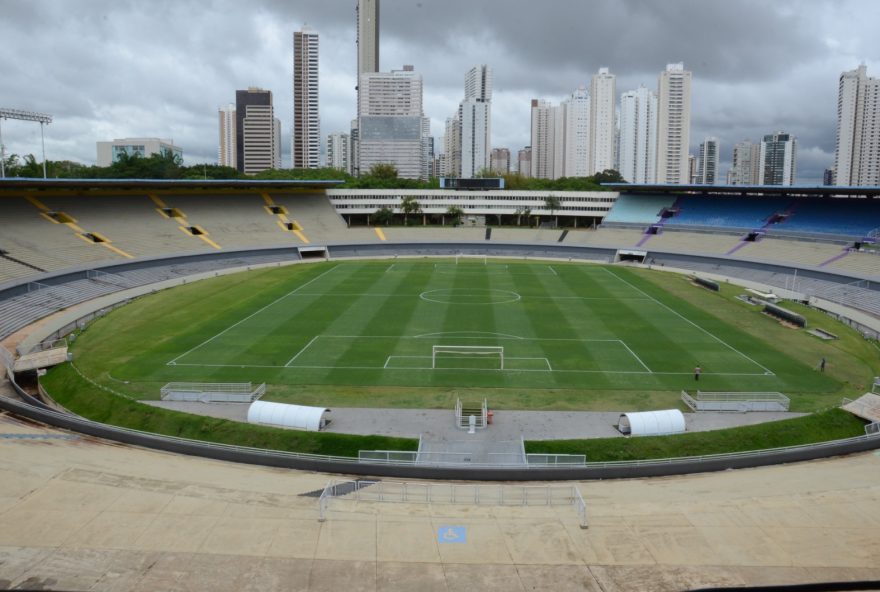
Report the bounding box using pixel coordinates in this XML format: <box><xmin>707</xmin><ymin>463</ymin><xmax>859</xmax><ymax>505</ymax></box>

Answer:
<box><xmin>173</xmin><ymin>264</ymin><xmax>361</xmax><ymax>367</ymax></box>
<box><xmin>168</xmin><ymin>264</ymin><xmax>340</xmax><ymax>365</ymax></box>
<box><xmin>321</xmin><ymin>262</ymin><xmax>433</xmax><ymax>376</ymax></box>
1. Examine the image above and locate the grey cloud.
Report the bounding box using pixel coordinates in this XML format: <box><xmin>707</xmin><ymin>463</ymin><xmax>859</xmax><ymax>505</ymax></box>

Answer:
<box><xmin>0</xmin><ymin>0</ymin><xmax>873</xmax><ymax>181</ymax></box>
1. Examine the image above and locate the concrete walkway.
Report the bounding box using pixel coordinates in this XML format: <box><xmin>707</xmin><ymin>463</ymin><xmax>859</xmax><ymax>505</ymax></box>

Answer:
<box><xmin>144</xmin><ymin>401</ymin><xmax>805</xmax><ymax>440</ymax></box>
<box><xmin>0</xmin><ymin>411</ymin><xmax>879</xmax><ymax>591</ymax></box>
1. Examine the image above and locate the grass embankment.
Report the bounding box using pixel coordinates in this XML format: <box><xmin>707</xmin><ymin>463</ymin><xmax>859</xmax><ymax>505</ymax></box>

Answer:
<box><xmin>525</xmin><ymin>408</ymin><xmax>868</xmax><ymax>461</ymax></box>
<box><xmin>42</xmin><ymin>363</ymin><xmax>418</xmax><ymax>457</ymax></box>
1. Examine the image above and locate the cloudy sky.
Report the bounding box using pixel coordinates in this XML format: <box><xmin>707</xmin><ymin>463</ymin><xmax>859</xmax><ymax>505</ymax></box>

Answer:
<box><xmin>1</xmin><ymin>0</ymin><xmax>878</xmax><ymax>182</ymax></box>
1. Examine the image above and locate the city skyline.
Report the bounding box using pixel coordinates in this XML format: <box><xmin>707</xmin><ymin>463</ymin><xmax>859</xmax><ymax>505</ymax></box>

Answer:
<box><xmin>1</xmin><ymin>0</ymin><xmax>878</xmax><ymax>182</ymax></box>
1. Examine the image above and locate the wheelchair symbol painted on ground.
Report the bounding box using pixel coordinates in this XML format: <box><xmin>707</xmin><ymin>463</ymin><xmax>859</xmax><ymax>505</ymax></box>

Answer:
<box><xmin>437</xmin><ymin>525</ymin><xmax>466</xmax><ymax>544</ymax></box>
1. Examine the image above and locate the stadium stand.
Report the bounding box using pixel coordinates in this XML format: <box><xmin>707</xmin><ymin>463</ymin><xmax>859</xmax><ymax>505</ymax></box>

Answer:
<box><xmin>731</xmin><ymin>237</ymin><xmax>845</xmax><ymax>267</ymax></box>
<box><xmin>602</xmin><ymin>193</ymin><xmax>674</xmax><ymax>224</ymax></box>
<box><xmin>31</xmin><ymin>194</ymin><xmax>208</xmax><ymax>259</ymax></box>
<box><xmin>567</xmin><ymin>227</ymin><xmax>646</xmax><ymax>246</ymax></box>
<box><xmin>779</xmin><ymin>198</ymin><xmax>880</xmax><ymax>236</ymax></box>
<box><xmin>641</xmin><ymin>230</ymin><xmax>742</xmax><ymax>255</ymax></box>
<box><xmin>664</xmin><ymin>196</ymin><xmax>792</xmax><ymax>230</ymax></box>
<box><xmin>0</xmin><ymin>197</ymin><xmax>127</xmax><ymax>274</ymax></box>
<box><xmin>266</xmin><ymin>191</ymin><xmax>352</xmax><ymax>243</ymax></box>
<box><xmin>826</xmin><ymin>251</ymin><xmax>880</xmax><ymax>278</ymax></box>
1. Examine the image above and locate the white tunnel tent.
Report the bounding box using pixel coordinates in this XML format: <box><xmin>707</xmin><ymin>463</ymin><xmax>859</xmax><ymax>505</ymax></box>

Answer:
<box><xmin>247</xmin><ymin>401</ymin><xmax>330</xmax><ymax>432</ymax></box>
<box><xmin>617</xmin><ymin>409</ymin><xmax>686</xmax><ymax>436</ymax></box>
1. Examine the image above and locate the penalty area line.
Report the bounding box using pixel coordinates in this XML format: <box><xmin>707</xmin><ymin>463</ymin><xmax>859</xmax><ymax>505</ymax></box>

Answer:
<box><xmin>618</xmin><ymin>340</ymin><xmax>652</xmax><ymax>373</ymax></box>
<box><xmin>601</xmin><ymin>267</ymin><xmax>775</xmax><ymax>375</ymax></box>
<box><xmin>284</xmin><ymin>336</ymin><xmax>320</xmax><ymax>367</ymax></box>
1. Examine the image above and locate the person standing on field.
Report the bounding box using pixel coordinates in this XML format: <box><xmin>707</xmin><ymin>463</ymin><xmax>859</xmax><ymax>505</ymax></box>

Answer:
<box><xmin>694</xmin><ymin>365</ymin><xmax>702</xmax><ymax>381</ymax></box>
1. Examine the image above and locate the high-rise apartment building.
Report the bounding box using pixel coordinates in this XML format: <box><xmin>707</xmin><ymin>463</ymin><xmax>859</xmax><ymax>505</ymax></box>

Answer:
<box><xmin>530</xmin><ymin>99</ymin><xmax>559</xmax><ymax>179</ymax></box>
<box><xmin>235</xmin><ymin>87</ymin><xmax>278</xmax><ymax>175</ymax></box>
<box><xmin>759</xmin><ymin>131</ymin><xmax>797</xmax><ymax>186</ymax></box>
<box><xmin>357</xmin><ymin>0</ymin><xmax>379</xmax><ymax>84</ymax></box>
<box><xmin>218</xmin><ymin>104</ymin><xmax>236</xmax><ymax>167</ymax></box>
<box><xmin>657</xmin><ymin>63</ymin><xmax>692</xmax><ymax>184</ymax></box>
<box><xmin>618</xmin><ymin>86</ymin><xmax>657</xmax><ymax>184</ymax></box>
<box><xmin>834</xmin><ymin>65</ymin><xmax>880</xmax><ymax>186</ymax></box>
<box><xmin>688</xmin><ymin>154</ymin><xmax>698</xmax><ymax>184</ymax></box>
<box><xmin>459</xmin><ymin>64</ymin><xmax>492</xmax><ymax>178</ymax></box>
<box><xmin>517</xmin><ymin>147</ymin><xmax>532</xmax><ymax>178</ymax></box>
<box><xmin>696</xmin><ymin>137</ymin><xmax>719</xmax><ymax>185</ymax></box>
<box><xmin>292</xmin><ymin>25</ymin><xmax>319</xmax><ymax>169</ymax></box>
<box><xmin>590</xmin><ymin>67</ymin><xmax>616</xmax><ymax>175</ymax></box>
<box><xmin>357</xmin><ymin>65</ymin><xmax>430</xmax><ymax>180</ymax></box>
<box><xmin>729</xmin><ymin>140</ymin><xmax>761</xmax><ymax>185</ymax></box>
<box><xmin>490</xmin><ymin>148</ymin><xmax>510</xmax><ymax>175</ymax></box>
<box><xmin>327</xmin><ymin>132</ymin><xmax>350</xmax><ymax>173</ymax></box>
<box><xmin>443</xmin><ymin>116</ymin><xmax>461</xmax><ymax>177</ymax></box>
<box><xmin>562</xmin><ymin>86</ymin><xmax>591</xmax><ymax>178</ymax></box>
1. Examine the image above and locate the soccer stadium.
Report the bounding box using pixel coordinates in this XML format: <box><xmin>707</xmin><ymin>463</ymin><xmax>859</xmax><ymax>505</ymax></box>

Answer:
<box><xmin>2</xmin><ymin>179</ymin><xmax>880</xmax><ymax>589</ymax></box>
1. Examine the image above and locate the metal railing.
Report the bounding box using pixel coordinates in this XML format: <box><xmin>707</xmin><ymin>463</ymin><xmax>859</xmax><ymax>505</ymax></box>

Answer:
<box><xmin>681</xmin><ymin>390</ymin><xmax>791</xmax><ymax>412</ymax></box>
<box><xmin>317</xmin><ymin>479</ymin><xmax>588</xmax><ymax>528</ymax></box>
<box><xmin>159</xmin><ymin>382</ymin><xmax>266</xmax><ymax>403</ymax></box>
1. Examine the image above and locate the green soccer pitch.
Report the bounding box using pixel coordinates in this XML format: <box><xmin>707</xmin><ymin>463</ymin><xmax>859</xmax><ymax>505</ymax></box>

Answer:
<box><xmin>60</xmin><ymin>258</ymin><xmax>879</xmax><ymax>413</ymax></box>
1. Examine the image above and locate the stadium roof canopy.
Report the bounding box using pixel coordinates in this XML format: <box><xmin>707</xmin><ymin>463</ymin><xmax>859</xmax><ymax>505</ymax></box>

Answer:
<box><xmin>0</xmin><ymin>178</ymin><xmax>345</xmax><ymax>195</ymax></box>
<box><xmin>602</xmin><ymin>183</ymin><xmax>880</xmax><ymax>199</ymax></box>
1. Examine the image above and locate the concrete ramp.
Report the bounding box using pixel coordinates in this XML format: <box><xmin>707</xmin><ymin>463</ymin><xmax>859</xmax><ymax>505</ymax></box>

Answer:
<box><xmin>841</xmin><ymin>393</ymin><xmax>880</xmax><ymax>423</ymax></box>
<box><xmin>13</xmin><ymin>347</ymin><xmax>69</xmax><ymax>372</ymax></box>
<box><xmin>417</xmin><ymin>437</ymin><xmax>526</xmax><ymax>466</ymax></box>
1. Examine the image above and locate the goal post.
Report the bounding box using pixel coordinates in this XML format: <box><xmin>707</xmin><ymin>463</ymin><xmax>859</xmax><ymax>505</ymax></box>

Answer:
<box><xmin>432</xmin><ymin>345</ymin><xmax>504</xmax><ymax>369</ymax></box>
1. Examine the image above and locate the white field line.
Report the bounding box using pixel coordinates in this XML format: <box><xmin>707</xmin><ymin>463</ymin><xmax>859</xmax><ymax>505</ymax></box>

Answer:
<box><xmin>168</xmin><ymin>361</ymin><xmax>773</xmax><ymax>376</ymax></box>
<box><xmin>618</xmin><ymin>340</ymin><xmax>652</xmax><ymax>372</ymax></box>
<box><xmin>166</xmin><ymin>265</ymin><xmax>338</xmax><ymax>365</ymax></box>
<box><xmin>315</xmin><ymin>335</ymin><xmax>624</xmax><ymax>342</ymax></box>
<box><xmin>284</xmin><ymin>336</ymin><xmax>320</xmax><ymax>367</ymax></box>
<box><xmin>386</xmin><ymin>263</ymin><xmax>396</xmax><ymax>272</ymax></box>
<box><xmin>548</xmin><ymin>265</ymin><xmax>558</xmax><ymax>276</ymax></box>
<box><xmin>601</xmin><ymin>267</ymin><xmax>775</xmax><ymax>375</ymax></box>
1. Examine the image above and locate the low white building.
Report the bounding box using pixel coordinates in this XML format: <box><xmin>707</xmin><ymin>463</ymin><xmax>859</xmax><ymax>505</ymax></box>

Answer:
<box><xmin>327</xmin><ymin>188</ymin><xmax>618</xmax><ymax>226</ymax></box>
<box><xmin>96</xmin><ymin>138</ymin><xmax>182</xmax><ymax>167</ymax></box>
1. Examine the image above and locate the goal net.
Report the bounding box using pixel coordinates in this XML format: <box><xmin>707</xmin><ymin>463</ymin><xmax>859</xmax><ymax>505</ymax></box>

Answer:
<box><xmin>432</xmin><ymin>345</ymin><xmax>504</xmax><ymax>369</ymax></box>
<box><xmin>454</xmin><ymin>254</ymin><xmax>487</xmax><ymax>265</ymax></box>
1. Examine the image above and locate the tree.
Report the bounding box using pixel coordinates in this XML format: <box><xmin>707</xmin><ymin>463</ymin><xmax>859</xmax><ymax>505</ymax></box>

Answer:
<box><xmin>515</xmin><ymin>206</ymin><xmax>531</xmax><ymax>227</ymax></box>
<box><xmin>592</xmin><ymin>169</ymin><xmax>625</xmax><ymax>184</ymax></box>
<box><xmin>370</xmin><ymin>206</ymin><xmax>394</xmax><ymax>226</ymax></box>
<box><xmin>368</xmin><ymin>163</ymin><xmax>398</xmax><ymax>180</ymax></box>
<box><xmin>446</xmin><ymin>205</ymin><xmax>463</xmax><ymax>227</ymax></box>
<box><xmin>400</xmin><ymin>195</ymin><xmax>422</xmax><ymax>225</ymax></box>
<box><xmin>544</xmin><ymin>195</ymin><xmax>561</xmax><ymax>228</ymax></box>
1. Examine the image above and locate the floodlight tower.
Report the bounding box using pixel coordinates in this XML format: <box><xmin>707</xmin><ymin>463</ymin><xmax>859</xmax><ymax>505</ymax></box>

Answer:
<box><xmin>0</xmin><ymin>108</ymin><xmax>53</xmax><ymax>179</ymax></box>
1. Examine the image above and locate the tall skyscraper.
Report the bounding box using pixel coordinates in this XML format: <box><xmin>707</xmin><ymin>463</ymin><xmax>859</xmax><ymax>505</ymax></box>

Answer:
<box><xmin>357</xmin><ymin>65</ymin><xmax>430</xmax><ymax>179</ymax></box>
<box><xmin>235</xmin><ymin>87</ymin><xmax>278</xmax><ymax>175</ymax></box>
<box><xmin>696</xmin><ymin>137</ymin><xmax>719</xmax><ymax>185</ymax></box>
<box><xmin>356</xmin><ymin>0</ymin><xmax>379</xmax><ymax>114</ymax></box>
<box><xmin>292</xmin><ymin>25</ymin><xmax>319</xmax><ymax>169</ymax></box>
<box><xmin>517</xmin><ymin>146</ymin><xmax>532</xmax><ymax>178</ymax></box>
<box><xmin>490</xmin><ymin>148</ymin><xmax>510</xmax><ymax>174</ymax></box>
<box><xmin>443</xmin><ymin>116</ymin><xmax>461</xmax><ymax>177</ymax></box>
<box><xmin>618</xmin><ymin>86</ymin><xmax>657</xmax><ymax>184</ymax></box>
<box><xmin>327</xmin><ymin>132</ymin><xmax>351</xmax><ymax>173</ymax></box>
<box><xmin>562</xmin><ymin>86</ymin><xmax>591</xmax><ymax>178</ymax></box>
<box><xmin>730</xmin><ymin>140</ymin><xmax>761</xmax><ymax>185</ymax></box>
<box><xmin>834</xmin><ymin>65</ymin><xmax>880</xmax><ymax>186</ymax></box>
<box><xmin>530</xmin><ymin>99</ymin><xmax>558</xmax><ymax>179</ymax></box>
<box><xmin>590</xmin><ymin>67</ymin><xmax>616</xmax><ymax>175</ymax></box>
<box><xmin>459</xmin><ymin>64</ymin><xmax>492</xmax><ymax>178</ymax></box>
<box><xmin>218</xmin><ymin>104</ymin><xmax>236</xmax><ymax>168</ymax></box>
<box><xmin>657</xmin><ymin>63</ymin><xmax>692</xmax><ymax>184</ymax></box>
<box><xmin>759</xmin><ymin>131</ymin><xmax>797</xmax><ymax>186</ymax></box>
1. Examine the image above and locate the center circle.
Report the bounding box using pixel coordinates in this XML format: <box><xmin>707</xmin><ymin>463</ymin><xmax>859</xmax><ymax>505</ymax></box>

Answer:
<box><xmin>419</xmin><ymin>289</ymin><xmax>521</xmax><ymax>305</ymax></box>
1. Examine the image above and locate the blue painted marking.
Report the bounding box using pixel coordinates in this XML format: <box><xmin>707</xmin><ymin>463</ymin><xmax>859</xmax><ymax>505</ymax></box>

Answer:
<box><xmin>437</xmin><ymin>525</ymin><xmax>466</xmax><ymax>544</ymax></box>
